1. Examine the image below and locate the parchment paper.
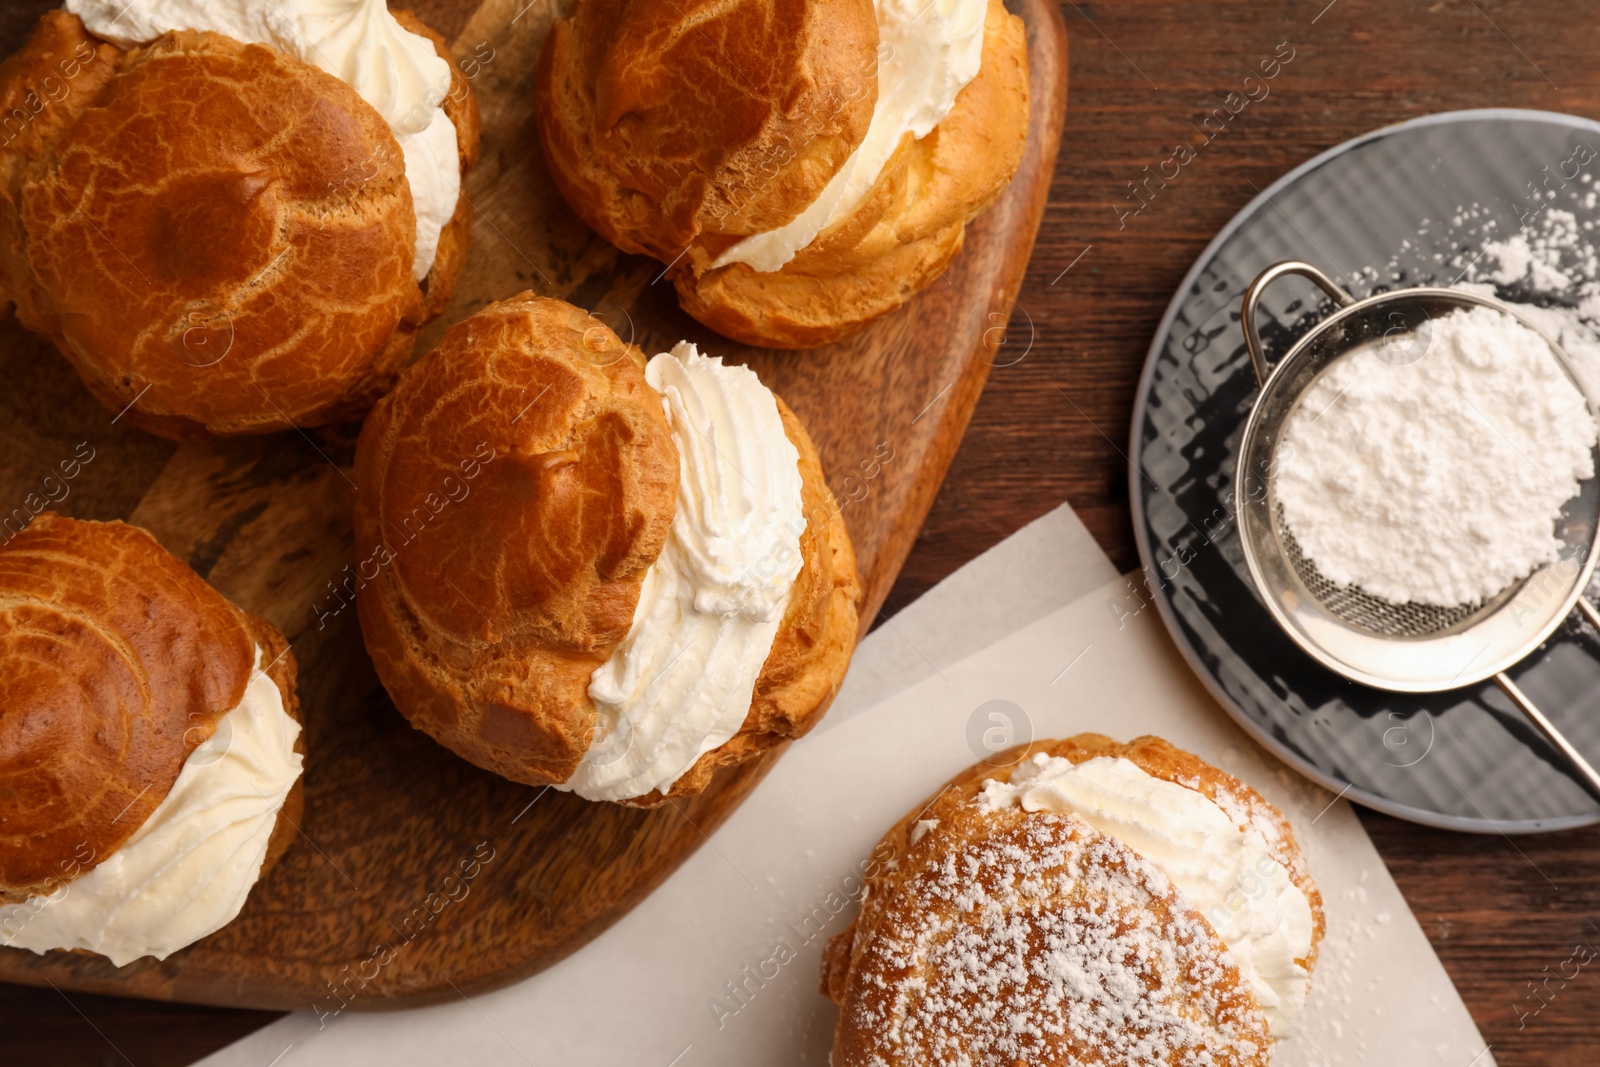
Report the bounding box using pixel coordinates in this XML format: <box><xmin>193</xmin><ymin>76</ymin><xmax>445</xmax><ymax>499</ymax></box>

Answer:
<box><xmin>198</xmin><ymin>504</ymin><xmax>1490</xmax><ymax>1067</ymax></box>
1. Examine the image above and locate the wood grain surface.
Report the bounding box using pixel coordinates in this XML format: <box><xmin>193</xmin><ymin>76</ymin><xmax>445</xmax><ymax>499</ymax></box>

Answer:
<box><xmin>0</xmin><ymin>0</ymin><xmax>1065</xmax><ymax>1038</ymax></box>
<box><xmin>8</xmin><ymin>1</ymin><xmax>1600</xmax><ymax>1066</ymax></box>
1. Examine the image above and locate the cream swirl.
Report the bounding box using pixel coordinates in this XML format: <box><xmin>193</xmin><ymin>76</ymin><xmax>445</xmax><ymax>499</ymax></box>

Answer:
<box><xmin>980</xmin><ymin>754</ymin><xmax>1316</xmax><ymax>1036</ymax></box>
<box><xmin>565</xmin><ymin>343</ymin><xmax>804</xmax><ymax>802</ymax></box>
<box><xmin>0</xmin><ymin>649</ymin><xmax>303</xmax><ymax>967</ymax></box>
<box><xmin>713</xmin><ymin>0</ymin><xmax>986</xmax><ymax>272</ymax></box>
<box><xmin>65</xmin><ymin>0</ymin><xmax>460</xmax><ymax>280</ymax></box>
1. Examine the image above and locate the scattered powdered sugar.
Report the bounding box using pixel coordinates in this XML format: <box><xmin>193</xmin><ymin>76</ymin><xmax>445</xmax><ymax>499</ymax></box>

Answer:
<box><xmin>1481</xmin><ymin>210</ymin><xmax>1590</xmax><ymax>292</ymax></box>
<box><xmin>842</xmin><ymin>812</ymin><xmax>1269</xmax><ymax>1065</ymax></box>
<box><xmin>1477</xmin><ymin>209</ymin><xmax>1599</xmax><ymax>294</ymax></box>
<box><xmin>1274</xmin><ymin>304</ymin><xmax>1595</xmax><ymax>608</ymax></box>
<box><xmin>1462</xmin><ymin>206</ymin><xmax>1600</xmax><ymax>406</ymax></box>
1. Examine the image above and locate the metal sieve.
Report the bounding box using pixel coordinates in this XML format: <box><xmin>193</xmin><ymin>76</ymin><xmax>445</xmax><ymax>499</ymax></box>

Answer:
<box><xmin>1235</xmin><ymin>260</ymin><xmax>1600</xmax><ymax>795</ymax></box>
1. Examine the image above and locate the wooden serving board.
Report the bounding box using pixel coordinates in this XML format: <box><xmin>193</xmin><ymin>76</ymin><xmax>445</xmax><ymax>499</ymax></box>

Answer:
<box><xmin>0</xmin><ymin>0</ymin><xmax>1065</xmax><ymax>1010</ymax></box>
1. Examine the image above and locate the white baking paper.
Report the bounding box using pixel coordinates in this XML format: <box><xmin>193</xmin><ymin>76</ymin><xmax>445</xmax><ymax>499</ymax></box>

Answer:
<box><xmin>198</xmin><ymin>504</ymin><xmax>1489</xmax><ymax>1067</ymax></box>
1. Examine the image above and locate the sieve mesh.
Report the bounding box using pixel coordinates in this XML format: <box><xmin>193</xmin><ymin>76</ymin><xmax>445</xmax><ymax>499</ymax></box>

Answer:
<box><xmin>1272</xmin><ymin>500</ymin><xmax>1504</xmax><ymax>637</ymax></box>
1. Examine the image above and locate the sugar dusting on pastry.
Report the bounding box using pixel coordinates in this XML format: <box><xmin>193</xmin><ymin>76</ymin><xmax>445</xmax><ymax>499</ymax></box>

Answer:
<box><xmin>980</xmin><ymin>753</ymin><xmax>1317</xmax><ymax>1036</ymax></box>
<box><xmin>713</xmin><ymin>0</ymin><xmax>987</xmax><ymax>272</ymax></box>
<box><xmin>565</xmin><ymin>343</ymin><xmax>804</xmax><ymax>802</ymax></box>
<box><xmin>0</xmin><ymin>648</ymin><xmax>302</xmax><ymax>967</ymax></box>
<box><xmin>66</xmin><ymin>0</ymin><xmax>460</xmax><ymax>280</ymax></box>
<box><xmin>840</xmin><ymin>811</ymin><xmax>1271</xmax><ymax>1064</ymax></box>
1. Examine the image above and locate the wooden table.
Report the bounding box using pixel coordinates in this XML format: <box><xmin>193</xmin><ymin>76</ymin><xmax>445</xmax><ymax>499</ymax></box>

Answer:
<box><xmin>6</xmin><ymin>1</ymin><xmax>1600</xmax><ymax>1064</ymax></box>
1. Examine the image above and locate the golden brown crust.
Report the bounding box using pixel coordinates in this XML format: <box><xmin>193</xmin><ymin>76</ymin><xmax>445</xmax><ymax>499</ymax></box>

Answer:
<box><xmin>537</xmin><ymin>0</ymin><xmax>1030</xmax><ymax>348</ymax></box>
<box><xmin>354</xmin><ymin>294</ymin><xmax>682</xmax><ymax>787</ymax></box>
<box><xmin>673</xmin><ymin>0</ymin><xmax>1031</xmax><ymax>348</ymax></box>
<box><xmin>0</xmin><ymin>515</ymin><xmax>299</xmax><ymax>903</ymax></box>
<box><xmin>0</xmin><ymin>9</ymin><xmax>479</xmax><ymax>439</ymax></box>
<box><xmin>0</xmin><ymin>11</ymin><xmax>118</xmax><ymax>310</ymax></box>
<box><xmin>355</xmin><ymin>294</ymin><xmax>861</xmax><ymax>799</ymax></box>
<box><xmin>822</xmin><ymin>734</ymin><xmax>1324</xmax><ymax>1067</ymax></box>
<box><xmin>535</xmin><ymin>0</ymin><xmax>881</xmax><ymax>261</ymax></box>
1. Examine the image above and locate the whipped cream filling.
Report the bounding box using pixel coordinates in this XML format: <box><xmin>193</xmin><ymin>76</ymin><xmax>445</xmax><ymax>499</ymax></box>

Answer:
<box><xmin>713</xmin><ymin>0</ymin><xmax>986</xmax><ymax>273</ymax></box>
<box><xmin>980</xmin><ymin>754</ymin><xmax>1316</xmax><ymax>1037</ymax></box>
<box><xmin>0</xmin><ymin>649</ymin><xmax>303</xmax><ymax>967</ymax></box>
<box><xmin>65</xmin><ymin>0</ymin><xmax>461</xmax><ymax>280</ymax></box>
<box><xmin>564</xmin><ymin>343</ymin><xmax>804</xmax><ymax>802</ymax></box>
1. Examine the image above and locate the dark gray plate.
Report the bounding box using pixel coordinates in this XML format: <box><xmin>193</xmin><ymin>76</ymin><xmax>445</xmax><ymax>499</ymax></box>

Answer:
<box><xmin>1130</xmin><ymin>109</ymin><xmax>1600</xmax><ymax>833</ymax></box>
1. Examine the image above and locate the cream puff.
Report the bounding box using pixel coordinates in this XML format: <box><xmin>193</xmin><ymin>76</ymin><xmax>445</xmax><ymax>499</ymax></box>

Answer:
<box><xmin>0</xmin><ymin>514</ymin><xmax>303</xmax><ymax>966</ymax></box>
<box><xmin>0</xmin><ymin>2</ymin><xmax>481</xmax><ymax>438</ymax></box>
<box><xmin>536</xmin><ymin>0</ymin><xmax>1030</xmax><ymax>349</ymax></box>
<box><xmin>353</xmin><ymin>293</ymin><xmax>861</xmax><ymax>803</ymax></box>
<box><xmin>823</xmin><ymin>735</ymin><xmax>1324</xmax><ymax>1066</ymax></box>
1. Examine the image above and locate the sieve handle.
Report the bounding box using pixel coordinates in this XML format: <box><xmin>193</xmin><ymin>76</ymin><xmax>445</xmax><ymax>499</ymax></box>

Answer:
<box><xmin>1578</xmin><ymin>596</ymin><xmax>1600</xmax><ymax>635</ymax></box>
<box><xmin>1240</xmin><ymin>260</ymin><xmax>1357</xmax><ymax>387</ymax></box>
<box><xmin>1494</xmin><ymin>670</ymin><xmax>1600</xmax><ymax>798</ymax></box>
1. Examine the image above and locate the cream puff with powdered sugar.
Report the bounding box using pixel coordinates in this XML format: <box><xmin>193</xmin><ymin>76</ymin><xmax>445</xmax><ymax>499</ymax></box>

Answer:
<box><xmin>822</xmin><ymin>734</ymin><xmax>1324</xmax><ymax>1066</ymax></box>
